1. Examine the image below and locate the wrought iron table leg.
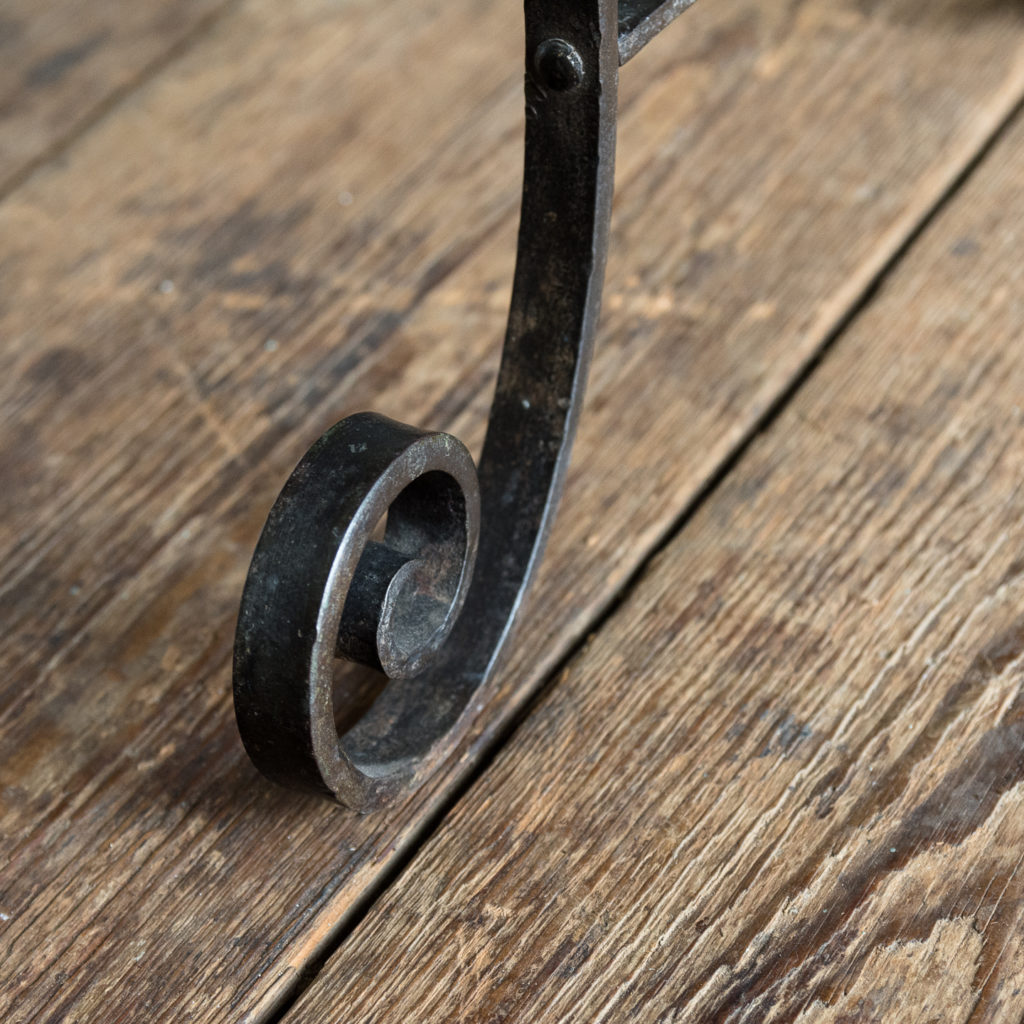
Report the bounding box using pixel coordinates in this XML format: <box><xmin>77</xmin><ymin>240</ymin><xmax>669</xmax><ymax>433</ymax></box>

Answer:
<box><xmin>233</xmin><ymin>0</ymin><xmax>696</xmax><ymax>809</ymax></box>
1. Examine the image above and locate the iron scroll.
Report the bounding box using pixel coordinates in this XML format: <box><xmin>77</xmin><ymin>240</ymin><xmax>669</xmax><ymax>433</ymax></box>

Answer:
<box><xmin>233</xmin><ymin>0</ymin><xmax>696</xmax><ymax>809</ymax></box>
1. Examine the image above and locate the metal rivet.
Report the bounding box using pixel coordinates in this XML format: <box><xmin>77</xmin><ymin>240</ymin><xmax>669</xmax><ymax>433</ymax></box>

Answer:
<box><xmin>534</xmin><ymin>39</ymin><xmax>584</xmax><ymax>92</ymax></box>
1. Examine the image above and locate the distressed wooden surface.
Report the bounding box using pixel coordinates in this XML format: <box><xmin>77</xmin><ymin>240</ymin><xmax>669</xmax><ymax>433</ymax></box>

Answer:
<box><xmin>0</xmin><ymin>0</ymin><xmax>233</xmax><ymax>195</ymax></box>
<box><xmin>287</xmin><ymin>109</ymin><xmax>1024</xmax><ymax>1023</ymax></box>
<box><xmin>3</xmin><ymin>0</ymin><xmax>1024</xmax><ymax>1020</ymax></box>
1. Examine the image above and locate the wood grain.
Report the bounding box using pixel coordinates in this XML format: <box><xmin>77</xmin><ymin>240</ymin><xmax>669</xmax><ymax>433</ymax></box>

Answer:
<box><xmin>0</xmin><ymin>0</ymin><xmax>233</xmax><ymax>195</ymax></box>
<box><xmin>285</xmin><ymin>107</ymin><xmax>1024</xmax><ymax>1023</ymax></box>
<box><xmin>3</xmin><ymin>0</ymin><xmax>1024</xmax><ymax>1020</ymax></box>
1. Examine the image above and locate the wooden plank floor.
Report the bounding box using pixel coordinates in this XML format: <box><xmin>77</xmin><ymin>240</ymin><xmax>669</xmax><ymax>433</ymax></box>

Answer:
<box><xmin>0</xmin><ymin>0</ymin><xmax>235</xmax><ymax>195</ymax></box>
<box><xmin>2</xmin><ymin>0</ymin><xmax>1024</xmax><ymax>1021</ymax></box>
<box><xmin>287</xmin><ymin>75</ymin><xmax>1024</xmax><ymax>1024</ymax></box>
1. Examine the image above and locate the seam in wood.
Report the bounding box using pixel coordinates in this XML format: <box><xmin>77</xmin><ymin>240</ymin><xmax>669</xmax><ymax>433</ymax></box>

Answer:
<box><xmin>251</xmin><ymin>68</ymin><xmax>1024</xmax><ymax>1024</ymax></box>
<box><xmin>0</xmin><ymin>0</ymin><xmax>243</xmax><ymax>204</ymax></box>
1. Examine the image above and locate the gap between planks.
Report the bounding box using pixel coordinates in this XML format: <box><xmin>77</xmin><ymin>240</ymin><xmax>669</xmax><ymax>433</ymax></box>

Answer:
<box><xmin>281</xmin><ymin>74</ymin><xmax>1024</xmax><ymax>1024</ymax></box>
<box><xmin>0</xmin><ymin>0</ymin><xmax>241</xmax><ymax>201</ymax></box>
<box><xmin>258</xmin><ymin>75</ymin><xmax>1024</xmax><ymax>1024</ymax></box>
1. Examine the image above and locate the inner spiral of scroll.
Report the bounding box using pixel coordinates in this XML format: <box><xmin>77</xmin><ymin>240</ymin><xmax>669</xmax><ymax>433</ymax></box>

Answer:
<box><xmin>335</xmin><ymin>470</ymin><xmax>478</xmax><ymax>680</ymax></box>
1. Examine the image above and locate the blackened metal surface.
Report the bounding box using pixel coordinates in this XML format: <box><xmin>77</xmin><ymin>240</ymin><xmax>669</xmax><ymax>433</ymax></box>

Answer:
<box><xmin>618</xmin><ymin>0</ymin><xmax>699</xmax><ymax>64</ymax></box>
<box><xmin>233</xmin><ymin>0</ymin><xmax>693</xmax><ymax>809</ymax></box>
<box><xmin>234</xmin><ymin>414</ymin><xmax>481</xmax><ymax>804</ymax></box>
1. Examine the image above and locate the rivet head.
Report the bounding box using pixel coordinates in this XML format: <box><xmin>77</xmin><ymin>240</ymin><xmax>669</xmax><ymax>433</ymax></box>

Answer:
<box><xmin>534</xmin><ymin>39</ymin><xmax>584</xmax><ymax>92</ymax></box>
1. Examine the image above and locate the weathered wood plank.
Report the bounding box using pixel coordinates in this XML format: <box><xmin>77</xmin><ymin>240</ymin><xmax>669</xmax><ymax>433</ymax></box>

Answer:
<box><xmin>3</xmin><ymin>0</ymin><xmax>1024</xmax><ymax>1020</ymax></box>
<box><xmin>285</xmin><ymin>108</ymin><xmax>1024</xmax><ymax>1023</ymax></box>
<box><xmin>0</xmin><ymin>0</ymin><xmax>233</xmax><ymax>195</ymax></box>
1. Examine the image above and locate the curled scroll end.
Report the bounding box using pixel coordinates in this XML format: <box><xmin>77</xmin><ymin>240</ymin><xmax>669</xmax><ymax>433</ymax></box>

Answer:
<box><xmin>232</xmin><ymin>413</ymin><xmax>480</xmax><ymax>807</ymax></box>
